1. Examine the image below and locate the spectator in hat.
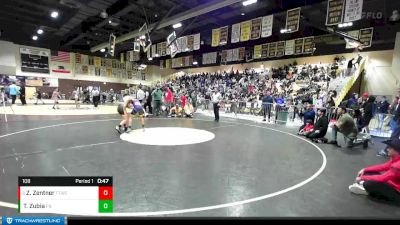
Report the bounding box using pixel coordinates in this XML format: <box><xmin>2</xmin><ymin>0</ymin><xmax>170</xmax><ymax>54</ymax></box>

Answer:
<box><xmin>328</xmin><ymin>106</ymin><xmax>368</xmax><ymax>148</ymax></box>
<box><xmin>349</xmin><ymin>139</ymin><xmax>400</xmax><ymax>204</ymax></box>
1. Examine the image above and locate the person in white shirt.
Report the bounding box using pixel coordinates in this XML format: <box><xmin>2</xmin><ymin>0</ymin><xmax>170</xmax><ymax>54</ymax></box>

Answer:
<box><xmin>136</xmin><ymin>87</ymin><xmax>145</xmax><ymax>104</ymax></box>
<box><xmin>212</xmin><ymin>89</ymin><xmax>222</xmax><ymax>122</ymax></box>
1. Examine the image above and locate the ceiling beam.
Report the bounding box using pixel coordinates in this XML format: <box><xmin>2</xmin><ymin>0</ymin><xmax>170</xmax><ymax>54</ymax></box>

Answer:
<box><xmin>91</xmin><ymin>0</ymin><xmax>243</xmax><ymax>52</ymax></box>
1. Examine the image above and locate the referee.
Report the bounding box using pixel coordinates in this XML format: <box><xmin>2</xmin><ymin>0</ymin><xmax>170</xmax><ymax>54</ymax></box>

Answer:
<box><xmin>212</xmin><ymin>88</ymin><xmax>222</xmax><ymax>122</ymax></box>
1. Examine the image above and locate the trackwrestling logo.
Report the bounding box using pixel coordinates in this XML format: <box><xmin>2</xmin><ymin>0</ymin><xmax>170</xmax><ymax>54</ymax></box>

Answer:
<box><xmin>1</xmin><ymin>217</ymin><xmax>64</xmax><ymax>225</ymax></box>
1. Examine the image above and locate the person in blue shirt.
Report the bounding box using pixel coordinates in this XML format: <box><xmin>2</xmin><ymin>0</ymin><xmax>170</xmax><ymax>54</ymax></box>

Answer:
<box><xmin>9</xmin><ymin>82</ymin><xmax>18</xmax><ymax>105</ymax></box>
<box><xmin>262</xmin><ymin>90</ymin><xmax>274</xmax><ymax>122</ymax></box>
<box><xmin>299</xmin><ymin>103</ymin><xmax>316</xmax><ymax>131</ymax></box>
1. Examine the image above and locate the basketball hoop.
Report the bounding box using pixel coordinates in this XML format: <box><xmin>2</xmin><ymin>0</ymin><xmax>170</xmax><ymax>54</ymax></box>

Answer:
<box><xmin>345</xmin><ymin>38</ymin><xmax>363</xmax><ymax>52</ymax></box>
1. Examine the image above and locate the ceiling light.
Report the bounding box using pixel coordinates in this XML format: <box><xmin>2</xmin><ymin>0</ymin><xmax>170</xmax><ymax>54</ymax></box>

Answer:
<box><xmin>148</xmin><ymin>57</ymin><xmax>153</xmax><ymax>61</ymax></box>
<box><xmin>37</xmin><ymin>29</ymin><xmax>43</xmax><ymax>35</ymax></box>
<box><xmin>108</xmin><ymin>20</ymin><xmax>112</xmax><ymax>24</ymax></box>
<box><xmin>32</xmin><ymin>35</ymin><xmax>38</xmax><ymax>40</ymax></box>
<box><xmin>155</xmin><ymin>14</ymin><xmax>158</xmax><ymax>18</ymax></box>
<box><xmin>51</xmin><ymin>11</ymin><xmax>59</xmax><ymax>18</ymax></box>
<box><xmin>241</xmin><ymin>13</ymin><xmax>245</xmax><ymax>16</ymax></box>
<box><xmin>242</xmin><ymin>0</ymin><xmax>257</xmax><ymax>6</ymax></box>
<box><xmin>193</xmin><ymin>61</ymin><xmax>198</xmax><ymax>65</ymax></box>
<box><xmin>173</xmin><ymin>23</ymin><xmax>182</xmax><ymax>29</ymax></box>
<box><xmin>155</xmin><ymin>54</ymin><xmax>160</xmax><ymax>57</ymax></box>
<box><xmin>100</xmin><ymin>48</ymin><xmax>106</xmax><ymax>52</ymax></box>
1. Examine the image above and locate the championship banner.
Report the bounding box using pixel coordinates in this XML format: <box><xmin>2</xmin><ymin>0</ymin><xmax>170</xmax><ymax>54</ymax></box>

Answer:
<box><xmin>250</xmin><ymin>17</ymin><xmax>262</xmax><ymax>40</ymax></box>
<box><xmin>160</xmin><ymin>60</ymin><xmax>164</xmax><ymax>69</ymax></box>
<box><xmin>94</xmin><ymin>57</ymin><xmax>101</xmax><ymax>67</ymax></box>
<box><xmin>81</xmin><ymin>55</ymin><xmax>89</xmax><ymax>65</ymax></box>
<box><xmin>212</xmin><ymin>28</ymin><xmax>220</xmax><ymax>47</ymax></box>
<box><xmin>187</xmin><ymin>35</ymin><xmax>194</xmax><ymax>51</ymax></box>
<box><xmin>75</xmin><ymin>53</ymin><xmax>81</xmax><ymax>64</ymax></box>
<box><xmin>219</xmin><ymin>26</ymin><xmax>229</xmax><ymax>45</ymax></box>
<box><xmin>166</xmin><ymin>59</ymin><xmax>171</xmax><ymax>69</ymax></box>
<box><xmin>120</xmin><ymin>52</ymin><xmax>125</xmax><ymax>63</ymax></box>
<box><xmin>261</xmin><ymin>15</ymin><xmax>273</xmax><ymax>38</ymax></box>
<box><xmin>344</xmin><ymin>0</ymin><xmax>363</xmax><ymax>22</ymax></box>
<box><xmin>88</xmin><ymin>56</ymin><xmax>94</xmax><ymax>65</ymax></box>
<box><xmin>268</xmin><ymin>42</ymin><xmax>277</xmax><ymax>58</ymax></box>
<box><xmin>326</xmin><ymin>0</ymin><xmax>345</xmax><ymax>26</ymax></box>
<box><xmin>240</xmin><ymin>20</ymin><xmax>251</xmax><ymax>42</ymax></box>
<box><xmin>226</xmin><ymin>49</ymin><xmax>233</xmax><ymax>62</ymax></box>
<box><xmin>20</xmin><ymin>47</ymin><xmax>50</xmax><ymax>74</ymax></box>
<box><xmin>238</xmin><ymin>47</ymin><xmax>245</xmax><ymax>61</ymax></box>
<box><xmin>232</xmin><ymin>48</ymin><xmax>239</xmax><ymax>61</ymax></box>
<box><xmin>176</xmin><ymin>37</ymin><xmax>183</xmax><ymax>53</ymax></box>
<box><xmin>157</xmin><ymin>42</ymin><xmax>162</xmax><ymax>56</ymax></box>
<box><xmin>221</xmin><ymin>50</ymin><xmax>228</xmax><ymax>63</ymax></box>
<box><xmin>202</xmin><ymin>52</ymin><xmax>217</xmax><ymax>65</ymax></box>
<box><xmin>261</xmin><ymin>44</ymin><xmax>269</xmax><ymax>58</ymax></box>
<box><xmin>181</xmin><ymin>36</ymin><xmax>188</xmax><ymax>52</ymax></box>
<box><xmin>100</xmin><ymin>67</ymin><xmax>107</xmax><ymax>77</ymax></box>
<box><xmin>107</xmin><ymin>68</ymin><xmax>112</xmax><ymax>77</ymax></box>
<box><xmin>303</xmin><ymin>37</ymin><xmax>315</xmax><ymax>54</ymax></box>
<box><xmin>254</xmin><ymin>45</ymin><xmax>262</xmax><ymax>59</ymax></box>
<box><xmin>88</xmin><ymin>65</ymin><xmax>95</xmax><ymax>76</ymax></box>
<box><xmin>294</xmin><ymin>38</ymin><xmax>305</xmax><ymax>55</ymax></box>
<box><xmin>345</xmin><ymin>30</ymin><xmax>360</xmax><ymax>48</ymax></box>
<box><xmin>161</xmin><ymin>42</ymin><xmax>167</xmax><ymax>56</ymax></box>
<box><xmin>106</xmin><ymin>59</ymin><xmax>112</xmax><ymax>68</ymax></box>
<box><xmin>276</xmin><ymin>41</ymin><xmax>285</xmax><ymax>57</ymax></box>
<box><xmin>286</xmin><ymin>7</ymin><xmax>301</xmax><ymax>33</ymax></box>
<box><xmin>151</xmin><ymin>44</ymin><xmax>157</xmax><ymax>58</ymax></box>
<box><xmin>359</xmin><ymin>27</ymin><xmax>374</xmax><ymax>48</ymax></box>
<box><xmin>193</xmin><ymin>33</ymin><xmax>201</xmax><ymax>50</ymax></box>
<box><xmin>50</xmin><ymin>51</ymin><xmax>71</xmax><ymax>74</ymax></box>
<box><xmin>285</xmin><ymin>39</ymin><xmax>295</xmax><ymax>55</ymax></box>
<box><xmin>231</xmin><ymin>23</ymin><xmax>241</xmax><ymax>43</ymax></box>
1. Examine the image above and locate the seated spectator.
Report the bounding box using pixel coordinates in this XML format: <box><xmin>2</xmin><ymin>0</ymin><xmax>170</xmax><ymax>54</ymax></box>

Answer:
<box><xmin>328</xmin><ymin>106</ymin><xmax>369</xmax><ymax>148</ymax></box>
<box><xmin>184</xmin><ymin>102</ymin><xmax>194</xmax><ymax>118</ymax></box>
<box><xmin>348</xmin><ymin>139</ymin><xmax>400</xmax><ymax>204</ymax></box>
<box><xmin>306</xmin><ymin>108</ymin><xmax>329</xmax><ymax>142</ymax></box>
<box><xmin>299</xmin><ymin>103</ymin><xmax>316</xmax><ymax>131</ymax></box>
<box><xmin>298</xmin><ymin>119</ymin><xmax>314</xmax><ymax>136</ymax></box>
<box><xmin>168</xmin><ymin>104</ymin><xmax>183</xmax><ymax>117</ymax></box>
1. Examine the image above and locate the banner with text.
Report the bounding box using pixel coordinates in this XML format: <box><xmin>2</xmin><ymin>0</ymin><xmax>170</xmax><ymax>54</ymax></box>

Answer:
<box><xmin>250</xmin><ymin>17</ymin><xmax>262</xmax><ymax>40</ymax></box>
<box><xmin>286</xmin><ymin>8</ymin><xmax>301</xmax><ymax>33</ymax></box>
<box><xmin>261</xmin><ymin>15</ymin><xmax>273</xmax><ymax>38</ymax></box>
<box><xmin>326</xmin><ymin>0</ymin><xmax>345</xmax><ymax>26</ymax></box>
<box><xmin>231</xmin><ymin>23</ymin><xmax>241</xmax><ymax>43</ymax></box>
<box><xmin>240</xmin><ymin>20</ymin><xmax>251</xmax><ymax>42</ymax></box>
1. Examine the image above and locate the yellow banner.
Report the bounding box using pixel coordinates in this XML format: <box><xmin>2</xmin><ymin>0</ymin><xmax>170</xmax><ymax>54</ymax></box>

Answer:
<box><xmin>240</xmin><ymin>20</ymin><xmax>251</xmax><ymax>42</ymax></box>
<box><xmin>94</xmin><ymin>57</ymin><xmax>101</xmax><ymax>67</ymax></box>
<box><xmin>166</xmin><ymin>59</ymin><xmax>171</xmax><ymax>69</ymax></box>
<box><xmin>254</xmin><ymin>45</ymin><xmax>262</xmax><ymax>59</ymax></box>
<box><xmin>212</xmin><ymin>28</ymin><xmax>220</xmax><ymax>47</ymax></box>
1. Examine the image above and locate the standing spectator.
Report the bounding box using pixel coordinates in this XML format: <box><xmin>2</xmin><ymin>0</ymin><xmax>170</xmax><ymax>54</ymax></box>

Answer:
<box><xmin>262</xmin><ymin>90</ymin><xmax>274</xmax><ymax>122</ymax></box>
<box><xmin>378</xmin><ymin>97</ymin><xmax>400</xmax><ymax>157</ymax></box>
<box><xmin>165</xmin><ymin>88</ymin><xmax>174</xmax><ymax>111</ymax></box>
<box><xmin>377</xmin><ymin>96</ymin><xmax>390</xmax><ymax>130</ymax></box>
<box><xmin>52</xmin><ymin>88</ymin><xmax>60</xmax><ymax>110</ymax></box>
<box><xmin>19</xmin><ymin>84</ymin><xmax>27</xmax><ymax>105</ymax></box>
<box><xmin>9</xmin><ymin>82</ymin><xmax>18</xmax><ymax>105</ymax></box>
<box><xmin>346</xmin><ymin>58</ymin><xmax>355</xmax><ymax>77</ymax></box>
<box><xmin>92</xmin><ymin>87</ymin><xmax>100</xmax><ymax>108</ymax></box>
<box><xmin>137</xmin><ymin>86</ymin><xmax>145</xmax><ymax>104</ymax></box>
<box><xmin>361</xmin><ymin>96</ymin><xmax>376</xmax><ymax>134</ymax></box>
<box><xmin>35</xmin><ymin>89</ymin><xmax>45</xmax><ymax>105</ymax></box>
<box><xmin>349</xmin><ymin>139</ymin><xmax>400</xmax><ymax>204</ymax></box>
<box><xmin>152</xmin><ymin>87</ymin><xmax>163</xmax><ymax>116</ymax></box>
<box><xmin>212</xmin><ymin>89</ymin><xmax>222</xmax><ymax>122</ymax></box>
<box><xmin>144</xmin><ymin>88</ymin><xmax>153</xmax><ymax>115</ymax></box>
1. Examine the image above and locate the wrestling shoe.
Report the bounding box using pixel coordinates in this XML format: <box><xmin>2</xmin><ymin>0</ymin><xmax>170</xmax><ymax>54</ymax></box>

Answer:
<box><xmin>125</xmin><ymin>128</ymin><xmax>132</xmax><ymax>133</ymax></box>
<box><xmin>349</xmin><ymin>183</ymin><xmax>368</xmax><ymax>195</ymax></box>
<box><xmin>115</xmin><ymin>126</ymin><xmax>122</xmax><ymax>134</ymax></box>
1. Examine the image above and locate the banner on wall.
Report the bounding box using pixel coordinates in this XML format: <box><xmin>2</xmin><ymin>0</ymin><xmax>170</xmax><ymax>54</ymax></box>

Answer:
<box><xmin>286</xmin><ymin>8</ymin><xmax>301</xmax><ymax>33</ymax></box>
<box><xmin>276</xmin><ymin>41</ymin><xmax>285</xmax><ymax>57</ymax></box>
<box><xmin>359</xmin><ymin>27</ymin><xmax>373</xmax><ymax>48</ymax></box>
<box><xmin>261</xmin><ymin>44</ymin><xmax>269</xmax><ymax>58</ymax></box>
<box><xmin>0</xmin><ymin>75</ymin><xmax>25</xmax><ymax>86</ymax></box>
<box><xmin>240</xmin><ymin>20</ymin><xmax>251</xmax><ymax>42</ymax></box>
<box><xmin>250</xmin><ymin>17</ymin><xmax>262</xmax><ymax>40</ymax></box>
<box><xmin>166</xmin><ymin>59</ymin><xmax>171</xmax><ymax>69</ymax></box>
<box><xmin>221</xmin><ymin>50</ymin><xmax>228</xmax><ymax>63</ymax></box>
<box><xmin>294</xmin><ymin>38</ymin><xmax>305</xmax><ymax>55</ymax></box>
<box><xmin>20</xmin><ymin>47</ymin><xmax>50</xmax><ymax>74</ymax></box>
<box><xmin>25</xmin><ymin>77</ymin><xmax>59</xmax><ymax>87</ymax></box>
<box><xmin>157</xmin><ymin>42</ymin><xmax>162</xmax><ymax>56</ymax></box>
<box><xmin>202</xmin><ymin>52</ymin><xmax>217</xmax><ymax>65</ymax></box>
<box><xmin>303</xmin><ymin>37</ymin><xmax>315</xmax><ymax>54</ymax></box>
<box><xmin>285</xmin><ymin>39</ymin><xmax>295</xmax><ymax>55</ymax></box>
<box><xmin>219</xmin><ymin>26</ymin><xmax>229</xmax><ymax>45</ymax></box>
<box><xmin>268</xmin><ymin>42</ymin><xmax>277</xmax><ymax>58</ymax></box>
<box><xmin>231</xmin><ymin>23</ymin><xmax>241</xmax><ymax>43</ymax></box>
<box><xmin>253</xmin><ymin>45</ymin><xmax>262</xmax><ymax>59</ymax></box>
<box><xmin>75</xmin><ymin>53</ymin><xmax>81</xmax><ymax>64</ymax></box>
<box><xmin>345</xmin><ymin>30</ymin><xmax>360</xmax><ymax>48</ymax></box>
<box><xmin>212</xmin><ymin>28</ymin><xmax>220</xmax><ymax>47</ymax></box>
<box><xmin>151</xmin><ymin>44</ymin><xmax>157</xmax><ymax>58</ymax></box>
<box><xmin>161</xmin><ymin>42</ymin><xmax>167</xmax><ymax>56</ymax></box>
<box><xmin>50</xmin><ymin>51</ymin><xmax>71</xmax><ymax>74</ymax></box>
<box><xmin>94</xmin><ymin>57</ymin><xmax>101</xmax><ymax>67</ymax></box>
<box><xmin>232</xmin><ymin>48</ymin><xmax>239</xmax><ymax>61</ymax></box>
<box><xmin>238</xmin><ymin>47</ymin><xmax>245</xmax><ymax>61</ymax></box>
<box><xmin>181</xmin><ymin>36</ymin><xmax>188</xmax><ymax>52</ymax></box>
<box><xmin>326</xmin><ymin>0</ymin><xmax>345</xmax><ymax>26</ymax></box>
<box><xmin>344</xmin><ymin>0</ymin><xmax>363</xmax><ymax>22</ymax></box>
<box><xmin>187</xmin><ymin>35</ymin><xmax>194</xmax><ymax>51</ymax></box>
<box><xmin>226</xmin><ymin>49</ymin><xmax>233</xmax><ymax>62</ymax></box>
<box><xmin>81</xmin><ymin>55</ymin><xmax>89</xmax><ymax>65</ymax></box>
<box><xmin>193</xmin><ymin>33</ymin><xmax>201</xmax><ymax>50</ymax></box>
<box><xmin>261</xmin><ymin>15</ymin><xmax>273</xmax><ymax>38</ymax></box>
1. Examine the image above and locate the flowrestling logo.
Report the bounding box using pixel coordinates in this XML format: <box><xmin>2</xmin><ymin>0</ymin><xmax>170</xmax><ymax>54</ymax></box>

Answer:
<box><xmin>1</xmin><ymin>217</ymin><xmax>65</xmax><ymax>225</ymax></box>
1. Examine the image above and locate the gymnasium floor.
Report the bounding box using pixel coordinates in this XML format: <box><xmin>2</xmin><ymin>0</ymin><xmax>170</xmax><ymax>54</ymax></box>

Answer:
<box><xmin>0</xmin><ymin>106</ymin><xmax>399</xmax><ymax>217</ymax></box>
